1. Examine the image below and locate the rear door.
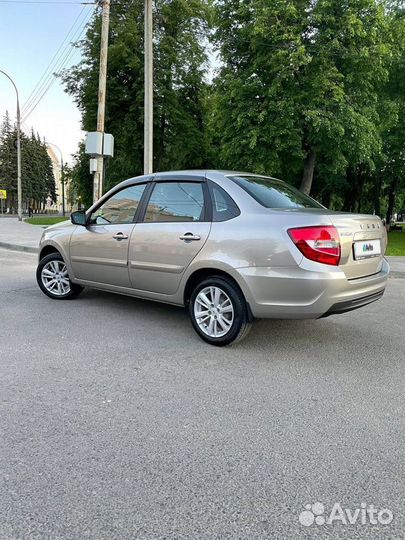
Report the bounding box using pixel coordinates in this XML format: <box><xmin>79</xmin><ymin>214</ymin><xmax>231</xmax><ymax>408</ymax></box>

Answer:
<box><xmin>128</xmin><ymin>179</ymin><xmax>211</xmax><ymax>295</ymax></box>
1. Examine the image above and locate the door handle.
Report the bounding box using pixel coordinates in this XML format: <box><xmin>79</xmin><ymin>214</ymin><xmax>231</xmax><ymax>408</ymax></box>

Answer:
<box><xmin>113</xmin><ymin>232</ymin><xmax>129</xmax><ymax>241</ymax></box>
<box><xmin>179</xmin><ymin>233</ymin><xmax>201</xmax><ymax>242</ymax></box>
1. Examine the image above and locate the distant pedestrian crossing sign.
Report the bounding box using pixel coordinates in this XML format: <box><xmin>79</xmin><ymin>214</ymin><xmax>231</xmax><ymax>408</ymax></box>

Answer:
<box><xmin>0</xmin><ymin>190</ymin><xmax>6</xmax><ymax>199</ymax></box>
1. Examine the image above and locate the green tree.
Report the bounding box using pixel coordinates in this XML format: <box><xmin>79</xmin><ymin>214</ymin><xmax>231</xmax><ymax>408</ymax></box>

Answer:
<box><xmin>212</xmin><ymin>0</ymin><xmax>393</xmax><ymax>205</ymax></box>
<box><xmin>62</xmin><ymin>0</ymin><xmax>211</xmax><ymax>195</ymax></box>
<box><xmin>379</xmin><ymin>1</ymin><xmax>405</xmax><ymax>223</ymax></box>
<box><xmin>0</xmin><ymin>113</ymin><xmax>55</xmax><ymax>211</ymax></box>
<box><xmin>0</xmin><ymin>112</ymin><xmax>17</xmax><ymax>208</ymax></box>
<box><xmin>69</xmin><ymin>142</ymin><xmax>93</xmax><ymax>208</ymax></box>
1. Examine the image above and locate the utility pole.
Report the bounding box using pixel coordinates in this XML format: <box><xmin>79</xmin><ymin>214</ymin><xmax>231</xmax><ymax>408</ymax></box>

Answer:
<box><xmin>61</xmin><ymin>158</ymin><xmax>65</xmax><ymax>216</ymax></box>
<box><xmin>93</xmin><ymin>0</ymin><xmax>111</xmax><ymax>203</ymax></box>
<box><xmin>0</xmin><ymin>70</ymin><xmax>22</xmax><ymax>221</ymax></box>
<box><xmin>144</xmin><ymin>0</ymin><xmax>153</xmax><ymax>174</ymax></box>
<box><xmin>16</xmin><ymin>97</ymin><xmax>22</xmax><ymax>220</ymax></box>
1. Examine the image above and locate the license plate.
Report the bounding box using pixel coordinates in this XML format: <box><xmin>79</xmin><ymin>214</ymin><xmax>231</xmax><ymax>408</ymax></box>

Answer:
<box><xmin>353</xmin><ymin>239</ymin><xmax>381</xmax><ymax>260</ymax></box>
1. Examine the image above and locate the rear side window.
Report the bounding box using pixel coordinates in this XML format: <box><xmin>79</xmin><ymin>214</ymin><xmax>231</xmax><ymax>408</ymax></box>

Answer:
<box><xmin>144</xmin><ymin>182</ymin><xmax>205</xmax><ymax>222</ymax></box>
<box><xmin>209</xmin><ymin>182</ymin><xmax>240</xmax><ymax>222</ymax></box>
<box><xmin>231</xmin><ymin>176</ymin><xmax>324</xmax><ymax>209</ymax></box>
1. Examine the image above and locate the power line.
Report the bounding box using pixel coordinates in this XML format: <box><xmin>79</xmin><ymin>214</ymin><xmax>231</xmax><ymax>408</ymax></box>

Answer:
<box><xmin>22</xmin><ymin>7</ymin><xmax>94</xmax><ymax>121</ymax></box>
<box><xmin>22</xmin><ymin>48</ymin><xmax>75</xmax><ymax>121</ymax></box>
<box><xmin>22</xmin><ymin>6</ymin><xmax>94</xmax><ymax>115</ymax></box>
<box><xmin>0</xmin><ymin>1</ymin><xmax>95</xmax><ymax>4</ymax></box>
<box><xmin>22</xmin><ymin>5</ymin><xmax>89</xmax><ymax>115</ymax></box>
<box><xmin>22</xmin><ymin>20</ymin><xmax>92</xmax><ymax>122</ymax></box>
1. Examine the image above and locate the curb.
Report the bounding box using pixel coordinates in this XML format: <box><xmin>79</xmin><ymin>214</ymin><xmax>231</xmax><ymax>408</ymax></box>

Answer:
<box><xmin>0</xmin><ymin>242</ymin><xmax>38</xmax><ymax>254</ymax></box>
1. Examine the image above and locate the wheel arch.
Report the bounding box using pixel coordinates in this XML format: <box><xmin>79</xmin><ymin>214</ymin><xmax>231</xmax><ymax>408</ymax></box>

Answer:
<box><xmin>38</xmin><ymin>242</ymin><xmax>75</xmax><ymax>281</ymax></box>
<box><xmin>39</xmin><ymin>245</ymin><xmax>61</xmax><ymax>260</ymax></box>
<box><xmin>183</xmin><ymin>266</ymin><xmax>253</xmax><ymax>321</ymax></box>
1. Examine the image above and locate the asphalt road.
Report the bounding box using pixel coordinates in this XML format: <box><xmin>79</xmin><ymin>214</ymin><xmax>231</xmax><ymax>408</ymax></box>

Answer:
<box><xmin>0</xmin><ymin>248</ymin><xmax>404</xmax><ymax>540</ymax></box>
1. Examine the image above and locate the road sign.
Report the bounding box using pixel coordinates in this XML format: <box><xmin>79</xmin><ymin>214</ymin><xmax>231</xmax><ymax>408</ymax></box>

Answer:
<box><xmin>0</xmin><ymin>190</ymin><xmax>6</xmax><ymax>200</ymax></box>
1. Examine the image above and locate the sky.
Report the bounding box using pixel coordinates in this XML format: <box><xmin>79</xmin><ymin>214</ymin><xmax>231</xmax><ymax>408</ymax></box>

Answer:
<box><xmin>0</xmin><ymin>1</ymin><xmax>220</xmax><ymax>168</ymax></box>
<box><xmin>0</xmin><ymin>0</ymin><xmax>95</xmax><ymax>164</ymax></box>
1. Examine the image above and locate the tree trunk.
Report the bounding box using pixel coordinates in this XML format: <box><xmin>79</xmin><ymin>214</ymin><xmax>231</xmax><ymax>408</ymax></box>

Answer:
<box><xmin>356</xmin><ymin>177</ymin><xmax>365</xmax><ymax>213</ymax></box>
<box><xmin>343</xmin><ymin>189</ymin><xmax>354</xmax><ymax>212</ymax></box>
<box><xmin>373</xmin><ymin>176</ymin><xmax>382</xmax><ymax>216</ymax></box>
<box><xmin>321</xmin><ymin>189</ymin><xmax>331</xmax><ymax>209</ymax></box>
<box><xmin>156</xmin><ymin>112</ymin><xmax>165</xmax><ymax>172</ymax></box>
<box><xmin>385</xmin><ymin>178</ymin><xmax>398</xmax><ymax>229</ymax></box>
<box><xmin>300</xmin><ymin>148</ymin><xmax>316</xmax><ymax>195</ymax></box>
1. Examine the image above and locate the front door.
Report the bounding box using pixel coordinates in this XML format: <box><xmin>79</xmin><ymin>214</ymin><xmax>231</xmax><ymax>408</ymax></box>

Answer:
<box><xmin>128</xmin><ymin>181</ymin><xmax>211</xmax><ymax>295</ymax></box>
<box><xmin>70</xmin><ymin>183</ymin><xmax>147</xmax><ymax>288</ymax></box>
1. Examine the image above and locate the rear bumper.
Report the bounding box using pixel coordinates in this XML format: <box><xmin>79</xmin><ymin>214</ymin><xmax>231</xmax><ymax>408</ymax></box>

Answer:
<box><xmin>236</xmin><ymin>258</ymin><xmax>389</xmax><ymax>319</ymax></box>
<box><xmin>320</xmin><ymin>289</ymin><xmax>385</xmax><ymax>318</ymax></box>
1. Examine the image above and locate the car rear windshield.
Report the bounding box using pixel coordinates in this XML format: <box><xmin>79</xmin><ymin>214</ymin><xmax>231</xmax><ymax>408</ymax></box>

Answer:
<box><xmin>230</xmin><ymin>175</ymin><xmax>324</xmax><ymax>209</ymax></box>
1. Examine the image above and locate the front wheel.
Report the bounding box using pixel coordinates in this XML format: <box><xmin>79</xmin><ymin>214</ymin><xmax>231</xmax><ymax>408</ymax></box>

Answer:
<box><xmin>189</xmin><ymin>276</ymin><xmax>252</xmax><ymax>346</ymax></box>
<box><xmin>36</xmin><ymin>252</ymin><xmax>83</xmax><ymax>300</ymax></box>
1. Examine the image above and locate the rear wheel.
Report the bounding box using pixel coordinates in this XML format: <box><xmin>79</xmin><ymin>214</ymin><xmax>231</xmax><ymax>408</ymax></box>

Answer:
<box><xmin>189</xmin><ymin>276</ymin><xmax>252</xmax><ymax>346</ymax></box>
<box><xmin>36</xmin><ymin>252</ymin><xmax>83</xmax><ymax>300</ymax></box>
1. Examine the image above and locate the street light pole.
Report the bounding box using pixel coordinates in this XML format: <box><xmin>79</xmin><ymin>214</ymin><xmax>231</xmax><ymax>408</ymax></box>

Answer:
<box><xmin>144</xmin><ymin>0</ymin><xmax>153</xmax><ymax>175</ymax></box>
<box><xmin>61</xmin><ymin>159</ymin><xmax>65</xmax><ymax>217</ymax></box>
<box><xmin>93</xmin><ymin>0</ymin><xmax>111</xmax><ymax>203</ymax></box>
<box><xmin>46</xmin><ymin>142</ymin><xmax>65</xmax><ymax>217</ymax></box>
<box><xmin>0</xmin><ymin>69</ymin><xmax>22</xmax><ymax>221</ymax></box>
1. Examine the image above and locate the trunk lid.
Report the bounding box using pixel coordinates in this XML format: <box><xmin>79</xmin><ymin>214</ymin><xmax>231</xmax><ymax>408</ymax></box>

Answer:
<box><xmin>322</xmin><ymin>211</ymin><xmax>386</xmax><ymax>279</ymax></box>
<box><xmin>279</xmin><ymin>208</ymin><xmax>387</xmax><ymax>279</ymax></box>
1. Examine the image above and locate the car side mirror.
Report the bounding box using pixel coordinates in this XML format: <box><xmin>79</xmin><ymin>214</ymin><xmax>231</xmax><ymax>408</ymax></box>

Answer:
<box><xmin>71</xmin><ymin>210</ymin><xmax>87</xmax><ymax>226</ymax></box>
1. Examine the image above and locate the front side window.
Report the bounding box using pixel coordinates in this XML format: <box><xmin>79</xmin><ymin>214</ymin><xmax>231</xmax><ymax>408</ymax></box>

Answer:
<box><xmin>91</xmin><ymin>184</ymin><xmax>146</xmax><ymax>225</ymax></box>
<box><xmin>231</xmin><ymin>176</ymin><xmax>324</xmax><ymax>209</ymax></box>
<box><xmin>144</xmin><ymin>182</ymin><xmax>205</xmax><ymax>222</ymax></box>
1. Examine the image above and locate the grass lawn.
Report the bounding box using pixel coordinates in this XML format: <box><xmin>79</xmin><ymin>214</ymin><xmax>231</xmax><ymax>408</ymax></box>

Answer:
<box><xmin>25</xmin><ymin>216</ymin><xmax>68</xmax><ymax>226</ymax></box>
<box><xmin>387</xmin><ymin>231</ymin><xmax>405</xmax><ymax>256</ymax></box>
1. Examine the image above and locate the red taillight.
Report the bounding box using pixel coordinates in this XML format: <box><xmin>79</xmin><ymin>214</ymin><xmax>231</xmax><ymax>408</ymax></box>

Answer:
<box><xmin>288</xmin><ymin>226</ymin><xmax>341</xmax><ymax>266</ymax></box>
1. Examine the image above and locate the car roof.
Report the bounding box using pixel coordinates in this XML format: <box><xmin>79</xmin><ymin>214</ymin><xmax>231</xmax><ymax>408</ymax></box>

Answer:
<box><xmin>89</xmin><ymin>170</ymin><xmax>283</xmax><ymax>214</ymax></box>
<box><xmin>121</xmin><ymin>170</ymin><xmax>281</xmax><ymax>186</ymax></box>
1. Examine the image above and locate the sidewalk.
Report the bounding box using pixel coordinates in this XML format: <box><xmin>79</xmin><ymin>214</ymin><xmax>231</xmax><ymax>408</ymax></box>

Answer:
<box><xmin>388</xmin><ymin>256</ymin><xmax>405</xmax><ymax>278</ymax></box>
<box><xmin>0</xmin><ymin>217</ymin><xmax>44</xmax><ymax>253</ymax></box>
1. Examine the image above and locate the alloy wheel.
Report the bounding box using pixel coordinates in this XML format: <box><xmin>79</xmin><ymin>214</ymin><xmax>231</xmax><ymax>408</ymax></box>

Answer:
<box><xmin>194</xmin><ymin>286</ymin><xmax>234</xmax><ymax>338</ymax></box>
<box><xmin>41</xmin><ymin>260</ymin><xmax>71</xmax><ymax>297</ymax></box>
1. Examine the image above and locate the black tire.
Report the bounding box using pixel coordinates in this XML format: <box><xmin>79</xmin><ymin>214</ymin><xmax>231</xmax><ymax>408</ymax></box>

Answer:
<box><xmin>36</xmin><ymin>252</ymin><xmax>84</xmax><ymax>300</ymax></box>
<box><xmin>189</xmin><ymin>275</ymin><xmax>252</xmax><ymax>346</ymax></box>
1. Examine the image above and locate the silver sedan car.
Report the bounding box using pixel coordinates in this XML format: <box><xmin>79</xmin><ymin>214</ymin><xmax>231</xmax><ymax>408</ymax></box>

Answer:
<box><xmin>36</xmin><ymin>171</ymin><xmax>389</xmax><ymax>345</ymax></box>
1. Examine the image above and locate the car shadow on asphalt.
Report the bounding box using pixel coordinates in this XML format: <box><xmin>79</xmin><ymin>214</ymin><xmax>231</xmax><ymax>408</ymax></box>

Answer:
<box><xmin>69</xmin><ymin>287</ymin><xmax>390</xmax><ymax>356</ymax></box>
